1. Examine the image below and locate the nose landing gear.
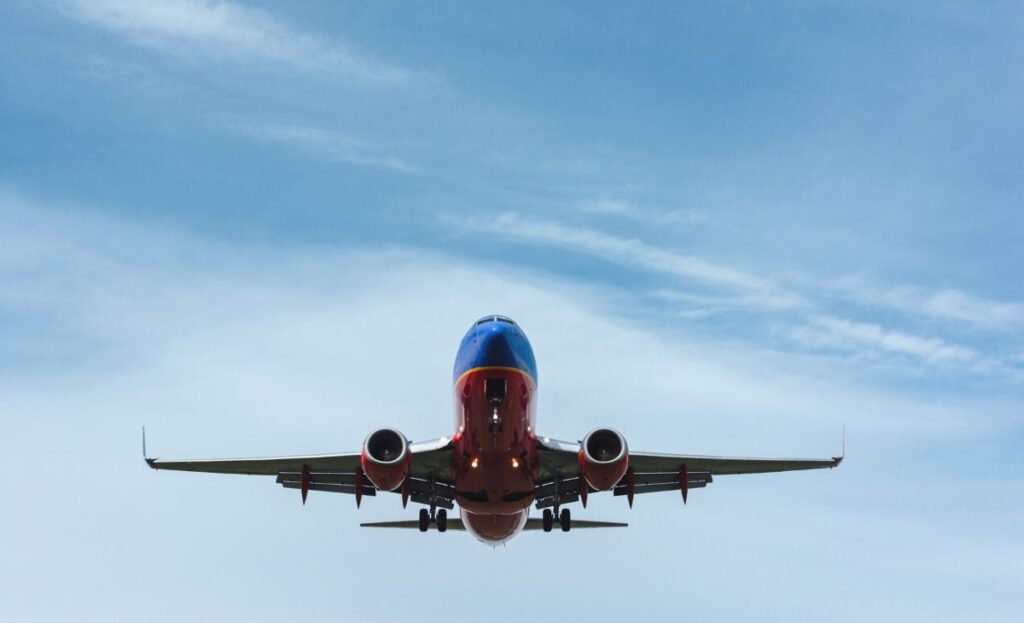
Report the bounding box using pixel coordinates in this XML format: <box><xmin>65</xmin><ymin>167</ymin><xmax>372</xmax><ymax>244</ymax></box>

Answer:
<box><xmin>485</xmin><ymin>378</ymin><xmax>506</xmax><ymax>432</ymax></box>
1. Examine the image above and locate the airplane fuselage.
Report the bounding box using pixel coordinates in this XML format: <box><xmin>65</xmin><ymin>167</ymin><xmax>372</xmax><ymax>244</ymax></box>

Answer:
<box><xmin>451</xmin><ymin>316</ymin><xmax>539</xmax><ymax>543</ymax></box>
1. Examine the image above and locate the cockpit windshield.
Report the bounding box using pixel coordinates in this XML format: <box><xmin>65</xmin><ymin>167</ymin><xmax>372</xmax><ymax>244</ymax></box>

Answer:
<box><xmin>475</xmin><ymin>315</ymin><xmax>517</xmax><ymax>327</ymax></box>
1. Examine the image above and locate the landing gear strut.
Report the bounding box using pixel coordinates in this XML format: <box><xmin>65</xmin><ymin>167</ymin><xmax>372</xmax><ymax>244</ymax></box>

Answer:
<box><xmin>541</xmin><ymin>472</ymin><xmax>572</xmax><ymax>533</ymax></box>
<box><xmin>486</xmin><ymin>378</ymin><xmax>506</xmax><ymax>432</ymax></box>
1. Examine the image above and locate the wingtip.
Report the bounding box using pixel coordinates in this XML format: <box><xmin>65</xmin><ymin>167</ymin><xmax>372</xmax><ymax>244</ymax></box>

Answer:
<box><xmin>142</xmin><ymin>427</ymin><xmax>159</xmax><ymax>469</ymax></box>
<box><xmin>832</xmin><ymin>424</ymin><xmax>846</xmax><ymax>468</ymax></box>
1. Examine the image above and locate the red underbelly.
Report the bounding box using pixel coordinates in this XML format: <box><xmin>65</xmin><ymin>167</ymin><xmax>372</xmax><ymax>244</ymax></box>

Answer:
<box><xmin>452</xmin><ymin>367</ymin><xmax>538</xmax><ymax>514</ymax></box>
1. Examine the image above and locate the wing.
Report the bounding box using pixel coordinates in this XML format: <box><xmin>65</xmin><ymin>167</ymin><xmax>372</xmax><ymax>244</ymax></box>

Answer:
<box><xmin>145</xmin><ymin>436</ymin><xmax>456</xmax><ymax>509</ymax></box>
<box><xmin>534</xmin><ymin>436</ymin><xmax>842</xmax><ymax>508</ymax></box>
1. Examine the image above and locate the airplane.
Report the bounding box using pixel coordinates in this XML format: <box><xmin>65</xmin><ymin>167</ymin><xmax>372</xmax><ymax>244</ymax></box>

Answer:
<box><xmin>144</xmin><ymin>314</ymin><xmax>843</xmax><ymax>545</ymax></box>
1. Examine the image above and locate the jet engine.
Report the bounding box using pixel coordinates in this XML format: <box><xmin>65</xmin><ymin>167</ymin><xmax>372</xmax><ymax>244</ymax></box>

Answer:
<box><xmin>579</xmin><ymin>428</ymin><xmax>629</xmax><ymax>490</ymax></box>
<box><xmin>361</xmin><ymin>428</ymin><xmax>409</xmax><ymax>491</ymax></box>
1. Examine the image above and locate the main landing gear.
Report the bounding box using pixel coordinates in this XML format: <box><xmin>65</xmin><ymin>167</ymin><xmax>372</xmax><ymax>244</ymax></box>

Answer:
<box><xmin>418</xmin><ymin>507</ymin><xmax>448</xmax><ymax>532</ymax></box>
<box><xmin>541</xmin><ymin>507</ymin><xmax>571</xmax><ymax>533</ymax></box>
<box><xmin>541</xmin><ymin>472</ymin><xmax>572</xmax><ymax>533</ymax></box>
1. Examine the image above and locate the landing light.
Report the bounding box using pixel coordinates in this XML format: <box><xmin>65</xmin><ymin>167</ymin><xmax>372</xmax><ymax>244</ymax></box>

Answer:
<box><xmin>511</xmin><ymin>458</ymin><xmax>519</xmax><ymax>469</ymax></box>
<box><xmin>471</xmin><ymin>457</ymin><xmax>479</xmax><ymax>469</ymax></box>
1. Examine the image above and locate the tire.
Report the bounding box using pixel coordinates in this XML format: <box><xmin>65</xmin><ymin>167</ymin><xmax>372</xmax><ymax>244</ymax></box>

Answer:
<box><xmin>559</xmin><ymin>508</ymin><xmax>571</xmax><ymax>532</ymax></box>
<box><xmin>418</xmin><ymin>508</ymin><xmax>429</xmax><ymax>532</ymax></box>
<box><xmin>542</xmin><ymin>508</ymin><xmax>553</xmax><ymax>532</ymax></box>
<box><xmin>437</xmin><ymin>509</ymin><xmax>448</xmax><ymax>533</ymax></box>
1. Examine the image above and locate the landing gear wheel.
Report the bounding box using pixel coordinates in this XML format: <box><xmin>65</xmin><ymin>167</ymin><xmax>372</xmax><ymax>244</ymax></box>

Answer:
<box><xmin>437</xmin><ymin>508</ymin><xmax>448</xmax><ymax>533</ymax></box>
<box><xmin>542</xmin><ymin>508</ymin><xmax>553</xmax><ymax>532</ymax></box>
<box><xmin>418</xmin><ymin>508</ymin><xmax>429</xmax><ymax>532</ymax></box>
<box><xmin>559</xmin><ymin>508</ymin><xmax>571</xmax><ymax>532</ymax></box>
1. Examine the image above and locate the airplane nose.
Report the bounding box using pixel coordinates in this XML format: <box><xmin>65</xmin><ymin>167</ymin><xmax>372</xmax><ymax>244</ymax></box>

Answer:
<box><xmin>477</xmin><ymin>325</ymin><xmax>516</xmax><ymax>366</ymax></box>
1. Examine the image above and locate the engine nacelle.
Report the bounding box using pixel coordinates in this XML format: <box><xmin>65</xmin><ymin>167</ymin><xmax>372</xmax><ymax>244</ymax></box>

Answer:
<box><xmin>579</xmin><ymin>428</ymin><xmax>629</xmax><ymax>491</ymax></box>
<box><xmin>361</xmin><ymin>428</ymin><xmax>409</xmax><ymax>491</ymax></box>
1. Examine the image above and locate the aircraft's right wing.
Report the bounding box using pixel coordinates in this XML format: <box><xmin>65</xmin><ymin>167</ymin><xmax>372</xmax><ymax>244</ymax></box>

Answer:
<box><xmin>145</xmin><ymin>434</ymin><xmax>456</xmax><ymax>508</ymax></box>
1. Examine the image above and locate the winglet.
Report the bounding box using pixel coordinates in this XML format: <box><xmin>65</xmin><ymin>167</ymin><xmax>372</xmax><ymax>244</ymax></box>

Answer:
<box><xmin>831</xmin><ymin>424</ymin><xmax>845</xmax><ymax>468</ymax></box>
<box><xmin>143</xmin><ymin>426</ymin><xmax>157</xmax><ymax>469</ymax></box>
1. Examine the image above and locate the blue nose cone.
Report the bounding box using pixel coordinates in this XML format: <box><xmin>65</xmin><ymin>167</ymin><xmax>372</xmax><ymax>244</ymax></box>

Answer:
<box><xmin>454</xmin><ymin>316</ymin><xmax>538</xmax><ymax>382</ymax></box>
<box><xmin>478</xmin><ymin>321</ymin><xmax>517</xmax><ymax>363</ymax></box>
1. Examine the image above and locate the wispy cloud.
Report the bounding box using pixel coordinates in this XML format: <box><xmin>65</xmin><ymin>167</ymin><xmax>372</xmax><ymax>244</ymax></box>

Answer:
<box><xmin>237</xmin><ymin>123</ymin><xmax>420</xmax><ymax>173</ymax></box>
<box><xmin>448</xmin><ymin>211</ymin><xmax>1024</xmax><ymax>380</ymax></box>
<box><xmin>651</xmin><ymin>289</ymin><xmax>774</xmax><ymax>319</ymax></box>
<box><xmin>831</xmin><ymin>277</ymin><xmax>1024</xmax><ymax>331</ymax></box>
<box><xmin>792</xmin><ymin>316</ymin><xmax>979</xmax><ymax>364</ymax></box>
<box><xmin>578</xmin><ymin>198</ymin><xmax>709</xmax><ymax>225</ymax></box>
<box><xmin>451</xmin><ymin>212</ymin><xmax>804</xmax><ymax>311</ymax></box>
<box><xmin>60</xmin><ymin>0</ymin><xmax>414</xmax><ymax>86</ymax></box>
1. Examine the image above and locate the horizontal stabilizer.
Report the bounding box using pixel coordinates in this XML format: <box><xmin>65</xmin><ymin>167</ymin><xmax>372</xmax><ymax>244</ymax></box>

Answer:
<box><xmin>361</xmin><ymin>518</ymin><xmax>627</xmax><ymax>530</ymax></box>
<box><xmin>361</xmin><ymin>519</ymin><xmax>465</xmax><ymax>531</ymax></box>
<box><xmin>525</xmin><ymin>518</ymin><xmax>627</xmax><ymax>530</ymax></box>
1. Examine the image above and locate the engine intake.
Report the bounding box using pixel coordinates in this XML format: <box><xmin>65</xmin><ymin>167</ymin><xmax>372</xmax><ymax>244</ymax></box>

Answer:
<box><xmin>361</xmin><ymin>428</ymin><xmax>409</xmax><ymax>491</ymax></box>
<box><xmin>579</xmin><ymin>428</ymin><xmax>629</xmax><ymax>491</ymax></box>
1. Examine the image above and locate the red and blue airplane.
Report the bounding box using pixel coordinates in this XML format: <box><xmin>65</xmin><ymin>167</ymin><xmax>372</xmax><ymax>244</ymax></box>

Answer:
<box><xmin>145</xmin><ymin>315</ymin><xmax>842</xmax><ymax>544</ymax></box>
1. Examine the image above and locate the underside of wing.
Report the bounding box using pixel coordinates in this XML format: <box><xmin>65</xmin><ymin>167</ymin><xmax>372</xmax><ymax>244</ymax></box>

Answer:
<box><xmin>145</xmin><ymin>433</ymin><xmax>456</xmax><ymax>508</ymax></box>
<box><xmin>534</xmin><ymin>435</ymin><xmax>841</xmax><ymax>506</ymax></box>
<box><xmin>146</xmin><ymin>452</ymin><xmax>362</xmax><ymax>475</ymax></box>
<box><xmin>627</xmin><ymin>452</ymin><xmax>843</xmax><ymax>475</ymax></box>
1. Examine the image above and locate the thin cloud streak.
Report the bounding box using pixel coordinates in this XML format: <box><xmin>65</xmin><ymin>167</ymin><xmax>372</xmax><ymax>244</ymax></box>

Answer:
<box><xmin>651</xmin><ymin>289</ymin><xmax>773</xmax><ymax>319</ymax></box>
<box><xmin>448</xmin><ymin>212</ymin><xmax>1023</xmax><ymax>381</ymax></box>
<box><xmin>237</xmin><ymin>124</ymin><xmax>420</xmax><ymax>173</ymax></box>
<box><xmin>787</xmin><ymin>315</ymin><xmax>1024</xmax><ymax>382</ymax></box>
<box><xmin>793</xmin><ymin>316</ymin><xmax>978</xmax><ymax>364</ymax></box>
<box><xmin>60</xmin><ymin>0</ymin><xmax>415</xmax><ymax>86</ymax></box>
<box><xmin>578</xmin><ymin>198</ymin><xmax>710</xmax><ymax>226</ymax></box>
<box><xmin>832</xmin><ymin>277</ymin><xmax>1024</xmax><ymax>331</ymax></box>
<box><xmin>451</xmin><ymin>212</ymin><xmax>804</xmax><ymax>311</ymax></box>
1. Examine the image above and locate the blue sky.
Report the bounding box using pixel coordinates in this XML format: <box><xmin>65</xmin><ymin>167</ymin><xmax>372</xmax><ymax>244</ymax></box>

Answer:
<box><xmin>1</xmin><ymin>1</ymin><xmax>1022</xmax><ymax>621</ymax></box>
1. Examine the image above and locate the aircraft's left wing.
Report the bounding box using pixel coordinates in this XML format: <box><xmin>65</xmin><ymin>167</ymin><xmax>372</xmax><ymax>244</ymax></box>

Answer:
<box><xmin>534</xmin><ymin>436</ymin><xmax>841</xmax><ymax>508</ymax></box>
<box><xmin>145</xmin><ymin>435</ymin><xmax>456</xmax><ymax>508</ymax></box>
